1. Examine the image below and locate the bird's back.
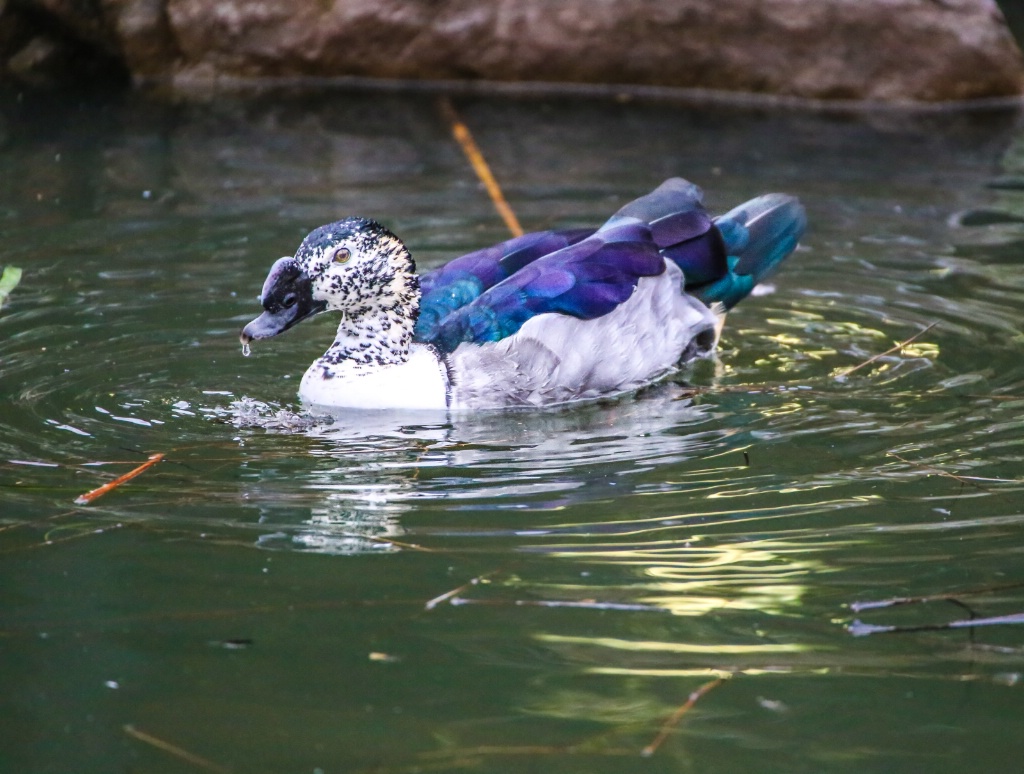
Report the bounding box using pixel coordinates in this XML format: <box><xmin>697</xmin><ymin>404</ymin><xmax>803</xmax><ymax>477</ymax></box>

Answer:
<box><xmin>433</xmin><ymin>178</ymin><xmax>805</xmax><ymax>408</ymax></box>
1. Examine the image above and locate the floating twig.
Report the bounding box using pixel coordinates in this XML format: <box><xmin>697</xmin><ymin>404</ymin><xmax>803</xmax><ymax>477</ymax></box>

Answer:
<box><xmin>887</xmin><ymin>451</ymin><xmax>987</xmax><ymax>491</ymax></box>
<box><xmin>851</xmin><ymin>581</ymin><xmax>1024</xmax><ymax>613</ymax></box>
<box><xmin>849</xmin><ymin>612</ymin><xmax>1024</xmax><ymax>637</ymax></box>
<box><xmin>835</xmin><ymin>322</ymin><xmax>938</xmax><ymax>379</ymax></box>
<box><xmin>640</xmin><ymin>675</ymin><xmax>729</xmax><ymax>757</ymax></box>
<box><xmin>74</xmin><ymin>453</ymin><xmax>165</xmax><ymax>505</ymax></box>
<box><xmin>425</xmin><ymin>569</ymin><xmax>502</xmax><ymax>610</ymax></box>
<box><xmin>0</xmin><ymin>265</ymin><xmax>22</xmax><ymax>311</ymax></box>
<box><xmin>358</xmin><ymin>755</ymin><xmax>486</xmax><ymax>773</ymax></box>
<box><xmin>419</xmin><ymin>744</ymin><xmax>625</xmax><ymax>759</ymax></box>
<box><xmin>351</xmin><ymin>533</ymin><xmax>434</xmax><ymax>552</ymax></box>
<box><xmin>438</xmin><ymin>97</ymin><xmax>524</xmax><ymax>238</ymax></box>
<box><xmin>0</xmin><ymin>523</ymin><xmax>126</xmax><ymax>555</ymax></box>
<box><xmin>0</xmin><ymin>509</ymin><xmax>78</xmax><ymax>534</ymax></box>
<box><xmin>123</xmin><ymin>725</ymin><xmax>230</xmax><ymax>773</ymax></box>
<box><xmin>451</xmin><ymin>597</ymin><xmax>669</xmax><ymax>613</ymax></box>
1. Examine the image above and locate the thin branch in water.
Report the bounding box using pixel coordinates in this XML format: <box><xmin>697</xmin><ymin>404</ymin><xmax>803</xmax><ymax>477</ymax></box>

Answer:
<box><xmin>835</xmin><ymin>321</ymin><xmax>938</xmax><ymax>379</ymax></box>
<box><xmin>886</xmin><ymin>451</ymin><xmax>988</xmax><ymax>491</ymax></box>
<box><xmin>0</xmin><ymin>522</ymin><xmax>125</xmax><ymax>554</ymax></box>
<box><xmin>358</xmin><ymin>755</ymin><xmax>485</xmax><ymax>773</ymax></box>
<box><xmin>437</xmin><ymin>96</ymin><xmax>524</xmax><ymax>238</ymax></box>
<box><xmin>851</xmin><ymin>581</ymin><xmax>1024</xmax><ymax>613</ymax></box>
<box><xmin>425</xmin><ymin>570</ymin><xmax>502</xmax><ymax>610</ymax></box>
<box><xmin>325</xmin><ymin>531</ymin><xmax>434</xmax><ymax>553</ymax></box>
<box><xmin>364</xmin><ymin>535</ymin><xmax>434</xmax><ymax>552</ymax></box>
<box><xmin>451</xmin><ymin>597</ymin><xmax>669</xmax><ymax>613</ymax></box>
<box><xmin>954</xmin><ymin>475</ymin><xmax>1022</xmax><ymax>483</ymax></box>
<box><xmin>123</xmin><ymin>725</ymin><xmax>230</xmax><ymax>773</ymax></box>
<box><xmin>416</xmin><ymin>745</ymin><xmax>635</xmax><ymax>766</ymax></box>
<box><xmin>0</xmin><ymin>509</ymin><xmax>78</xmax><ymax>534</ymax></box>
<box><xmin>640</xmin><ymin>675</ymin><xmax>729</xmax><ymax>757</ymax></box>
<box><xmin>421</xmin><ymin>745</ymin><xmax>600</xmax><ymax>759</ymax></box>
<box><xmin>74</xmin><ymin>453</ymin><xmax>165</xmax><ymax>505</ymax></box>
<box><xmin>849</xmin><ymin>611</ymin><xmax>1024</xmax><ymax>637</ymax></box>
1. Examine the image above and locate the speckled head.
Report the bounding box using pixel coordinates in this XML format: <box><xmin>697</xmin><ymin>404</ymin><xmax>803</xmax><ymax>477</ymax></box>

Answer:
<box><xmin>240</xmin><ymin>217</ymin><xmax>419</xmax><ymax>346</ymax></box>
<box><xmin>294</xmin><ymin>217</ymin><xmax>418</xmax><ymax>315</ymax></box>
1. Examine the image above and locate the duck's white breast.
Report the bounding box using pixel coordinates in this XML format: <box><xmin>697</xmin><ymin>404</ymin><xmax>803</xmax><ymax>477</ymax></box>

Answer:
<box><xmin>299</xmin><ymin>344</ymin><xmax>449</xmax><ymax>410</ymax></box>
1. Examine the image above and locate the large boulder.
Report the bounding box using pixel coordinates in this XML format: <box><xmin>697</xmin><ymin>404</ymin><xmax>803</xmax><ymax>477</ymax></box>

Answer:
<box><xmin>1</xmin><ymin>0</ymin><xmax>1022</xmax><ymax>101</ymax></box>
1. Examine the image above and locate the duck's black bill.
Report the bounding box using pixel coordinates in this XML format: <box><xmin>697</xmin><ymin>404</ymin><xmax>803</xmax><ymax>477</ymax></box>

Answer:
<box><xmin>239</xmin><ymin>257</ymin><xmax>326</xmax><ymax>345</ymax></box>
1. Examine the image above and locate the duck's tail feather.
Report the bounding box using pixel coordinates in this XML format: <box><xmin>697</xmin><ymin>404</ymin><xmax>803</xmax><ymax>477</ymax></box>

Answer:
<box><xmin>694</xmin><ymin>194</ymin><xmax>806</xmax><ymax>309</ymax></box>
<box><xmin>604</xmin><ymin>178</ymin><xmax>805</xmax><ymax>310</ymax></box>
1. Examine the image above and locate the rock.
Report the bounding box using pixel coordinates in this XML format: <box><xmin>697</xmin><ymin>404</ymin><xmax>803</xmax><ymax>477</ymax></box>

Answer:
<box><xmin>105</xmin><ymin>0</ymin><xmax>181</xmax><ymax>77</ymax></box>
<box><xmin>0</xmin><ymin>1</ymin><xmax>34</xmax><ymax>77</ymax></box>
<box><xmin>28</xmin><ymin>0</ymin><xmax>120</xmax><ymax>55</ymax></box>
<box><xmin>162</xmin><ymin>0</ymin><xmax>1023</xmax><ymax>101</ymax></box>
<box><xmin>0</xmin><ymin>0</ymin><xmax>128</xmax><ymax>86</ymax></box>
<box><xmin>3</xmin><ymin>0</ymin><xmax>1023</xmax><ymax>101</ymax></box>
<box><xmin>7</xmin><ymin>36</ymin><xmax>61</xmax><ymax>82</ymax></box>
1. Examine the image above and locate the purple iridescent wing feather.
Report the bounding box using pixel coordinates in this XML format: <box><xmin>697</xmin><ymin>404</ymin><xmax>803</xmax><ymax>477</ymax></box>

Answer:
<box><xmin>413</xmin><ymin>177</ymin><xmax>806</xmax><ymax>353</ymax></box>
<box><xmin>425</xmin><ymin>221</ymin><xmax>666</xmax><ymax>354</ymax></box>
<box><xmin>414</xmin><ymin>228</ymin><xmax>594</xmax><ymax>342</ymax></box>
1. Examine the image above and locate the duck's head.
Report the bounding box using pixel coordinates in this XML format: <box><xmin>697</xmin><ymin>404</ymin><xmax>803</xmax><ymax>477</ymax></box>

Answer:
<box><xmin>240</xmin><ymin>217</ymin><xmax>418</xmax><ymax>347</ymax></box>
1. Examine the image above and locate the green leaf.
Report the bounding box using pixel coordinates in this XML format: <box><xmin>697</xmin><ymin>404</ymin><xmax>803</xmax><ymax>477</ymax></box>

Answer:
<box><xmin>0</xmin><ymin>265</ymin><xmax>23</xmax><ymax>311</ymax></box>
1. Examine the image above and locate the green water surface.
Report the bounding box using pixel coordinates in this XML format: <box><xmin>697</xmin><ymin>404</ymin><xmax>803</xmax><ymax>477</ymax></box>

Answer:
<box><xmin>1</xmin><ymin>89</ymin><xmax>1024</xmax><ymax>773</ymax></box>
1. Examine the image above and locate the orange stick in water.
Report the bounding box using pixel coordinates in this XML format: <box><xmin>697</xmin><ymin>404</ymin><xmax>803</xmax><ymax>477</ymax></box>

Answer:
<box><xmin>74</xmin><ymin>453</ymin><xmax>164</xmax><ymax>505</ymax></box>
<box><xmin>123</xmin><ymin>725</ymin><xmax>229</xmax><ymax>773</ymax></box>
<box><xmin>438</xmin><ymin>97</ymin><xmax>524</xmax><ymax>238</ymax></box>
<box><xmin>641</xmin><ymin>676</ymin><xmax>728</xmax><ymax>757</ymax></box>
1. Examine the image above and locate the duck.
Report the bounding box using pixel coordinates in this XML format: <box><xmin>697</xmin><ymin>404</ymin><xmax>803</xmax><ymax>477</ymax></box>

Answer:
<box><xmin>240</xmin><ymin>178</ymin><xmax>806</xmax><ymax>410</ymax></box>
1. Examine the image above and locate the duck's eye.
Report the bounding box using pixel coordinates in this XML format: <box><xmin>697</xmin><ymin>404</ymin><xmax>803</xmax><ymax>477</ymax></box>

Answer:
<box><xmin>333</xmin><ymin>247</ymin><xmax>351</xmax><ymax>264</ymax></box>
<box><xmin>282</xmin><ymin>292</ymin><xmax>298</xmax><ymax>308</ymax></box>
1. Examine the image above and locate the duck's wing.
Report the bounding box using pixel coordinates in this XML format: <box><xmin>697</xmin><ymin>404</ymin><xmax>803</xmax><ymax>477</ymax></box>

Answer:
<box><xmin>414</xmin><ymin>228</ymin><xmax>593</xmax><ymax>342</ymax></box>
<box><xmin>609</xmin><ymin>177</ymin><xmax>727</xmax><ymax>289</ymax></box>
<box><xmin>419</xmin><ymin>178</ymin><xmax>806</xmax><ymax>354</ymax></box>
<box><xmin>424</xmin><ymin>220</ymin><xmax>666</xmax><ymax>354</ymax></box>
<box><xmin>607</xmin><ymin>177</ymin><xmax>806</xmax><ymax>310</ymax></box>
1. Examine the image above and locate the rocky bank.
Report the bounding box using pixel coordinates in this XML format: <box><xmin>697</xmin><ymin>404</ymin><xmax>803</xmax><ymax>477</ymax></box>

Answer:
<box><xmin>0</xmin><ymin>0</ymin><xmax>1022</xmax><ymax>102</ymax></box>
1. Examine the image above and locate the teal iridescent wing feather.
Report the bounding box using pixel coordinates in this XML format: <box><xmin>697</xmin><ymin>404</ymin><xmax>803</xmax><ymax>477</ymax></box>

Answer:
<box><xmin>414</xmin><ymin>178</ymin><xmax>806</xmax><ymax>353</ymax></box>
<box><xmin>414</xmin><ymin>228</ymin><xmax>593</xmax><ymax>342</ymax></box>
<box><xmin>426</xmin><ymin>220</ymin><xmax>665</xmax><ymax>354</ymax></box>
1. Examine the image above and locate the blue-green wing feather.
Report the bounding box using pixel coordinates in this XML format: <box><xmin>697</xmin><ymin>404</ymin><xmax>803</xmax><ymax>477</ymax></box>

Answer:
<box><xmin>414</xmin><ymin>178</ymin><xmax>805</xmax><ymax>354</ymax></box>
<box><xmin>426</xmin><ymin>221</ymin><xmax>665</xmax><ymax>354</ymax></box>
<box><xmin>696</xmin><ymin>194</ymin><xmax>807</xmax><ymax>309</ymax></box>
<box><xmin>415</xmin><ymin>228</ymin><xmax>593</xmax><ymax>342</ymax></box>
<box><xmin>608</xmin><ymin>178</ymin><xmax>805</xmax><ymax>309</ymax></box>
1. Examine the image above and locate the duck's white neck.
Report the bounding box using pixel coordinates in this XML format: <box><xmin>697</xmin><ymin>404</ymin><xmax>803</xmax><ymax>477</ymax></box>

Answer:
<box><xmin>319</xmin><ymin>304</ymin><xmax>417</xmax><ymax>373</ymax></box>
<box><xmin>300</xmin><ymin>300</ymin><xmax>450</xmax><ymax>411</ymax></box>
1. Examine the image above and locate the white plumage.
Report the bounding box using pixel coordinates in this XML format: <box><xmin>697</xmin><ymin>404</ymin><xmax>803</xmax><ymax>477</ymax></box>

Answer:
<box><xmin>447</xmin><ymin>262</ymin><xmax>719</xmax><ymax>409</ymax></box>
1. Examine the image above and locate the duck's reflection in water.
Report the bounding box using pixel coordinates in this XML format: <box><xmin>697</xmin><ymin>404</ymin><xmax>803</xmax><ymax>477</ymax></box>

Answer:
<box><xmin>254</xmin><ymin>483</ymin><xmax>410</xmax><ymax>554</ymax></box>
<box><xmin>237</xmin><ymin>383</ymin><xmax>736</xmax><ymax>555</ymax></box>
